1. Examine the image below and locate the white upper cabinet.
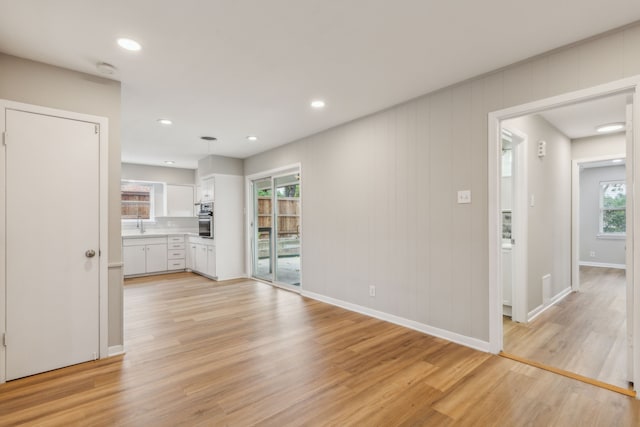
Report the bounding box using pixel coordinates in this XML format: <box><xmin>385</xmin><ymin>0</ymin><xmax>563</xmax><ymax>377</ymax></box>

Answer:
<box><xmin>201</xmin><ymin>177</ymin><xmax>215</xmax><ymax>202</ymax></box>
<box><xmin>166</xmin><ymin>184</ymin><xmax>195</xmax><ymax>217</ymax></box>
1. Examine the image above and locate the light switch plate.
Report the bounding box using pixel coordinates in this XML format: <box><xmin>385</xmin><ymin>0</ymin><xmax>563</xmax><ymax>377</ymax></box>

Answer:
<box><xmin>457</xmin><ymin>190</ymin><xmax>471</xmax><ymax>204</ymax></box>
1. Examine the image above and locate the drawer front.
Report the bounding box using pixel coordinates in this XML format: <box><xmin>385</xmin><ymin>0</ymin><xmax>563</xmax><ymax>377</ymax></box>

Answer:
<box><xmin>168</xmin><ymin>243</ymin><xmax>185</xmax><ymax>250</ymax></box>
<box><xmin>168</xmin><ymin>235</ymin><xmax>185</xmax><ymax>243</ymax></box>
<box><xmin>168</xmin><ymin>249</ymin><xmax>185</xmax><ymax>260</ymax></box>
<box><xmin>167</xmin><ymin>259</ymin><xmax>186</xmax><ymax>270</ymax></box>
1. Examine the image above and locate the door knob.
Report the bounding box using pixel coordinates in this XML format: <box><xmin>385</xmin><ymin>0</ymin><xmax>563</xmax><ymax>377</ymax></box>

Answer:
<box><xmin>85</xmin><ymin>249</ymin><xmax>96</xmax><ymax>258</ymax></box>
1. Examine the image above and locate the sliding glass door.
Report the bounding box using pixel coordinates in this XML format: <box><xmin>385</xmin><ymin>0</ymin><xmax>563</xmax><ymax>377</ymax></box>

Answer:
<box><xmin>274</xmin><ymin>174</ymin><xmax>300</xmax><ymax>286</ymax></box>
<box><xmin>251</xmin><ymin>170</ymin><xmax>301</xmax><ymax>288</ymax></box>
<box><xmin>253</xmin><ymin>178</ymin><xmax>273</xmax><ymax>281</ymax></box>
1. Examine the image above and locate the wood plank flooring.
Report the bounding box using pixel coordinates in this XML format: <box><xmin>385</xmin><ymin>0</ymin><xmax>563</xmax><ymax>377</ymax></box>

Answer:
<box><xmin>503</xmin><ymin>266</ymin><xmax>629</xmax><ymax>389</ymax></box>
<box><xmin>1</xmin><ymin>271</ymin><xmax>639</xmax><ymax>426</ymax></box>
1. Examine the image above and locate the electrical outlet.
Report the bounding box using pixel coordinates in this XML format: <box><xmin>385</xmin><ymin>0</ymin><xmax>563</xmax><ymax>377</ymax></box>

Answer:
<box><xmin>590</xmin><ymin>251</ymin><xmax>596</xmax><ymax>258</ymax></box>
<box><xmin>369</xmin><ymin>285</ymin><xmax>376</xmax><ymax>297</ymax></box>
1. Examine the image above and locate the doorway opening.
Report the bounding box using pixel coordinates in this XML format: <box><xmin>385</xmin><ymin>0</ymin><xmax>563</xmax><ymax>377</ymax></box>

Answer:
<box><xmin>249</xmin><ymin>166</ymin><xmax>301</xmax><ymax>290</ymax></box>
<box><xmin>488</xmin><ymin>78</ymin><xmax>639</xmax><ymax>395</ymax></box>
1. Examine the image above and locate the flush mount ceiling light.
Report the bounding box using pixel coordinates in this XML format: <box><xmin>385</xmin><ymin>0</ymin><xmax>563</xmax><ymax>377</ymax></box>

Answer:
<box><xmin>596</xmin><ymin>122</ymin><xmax>624</xmax><ymax>133</ymax></box>
<box><xmin>310</xmin><ymin>100</ymin><xmax>326</xmax><ymax>109</ymax></box>
<box><xmin>96</xmin><ymin>62</ymin><xmax>117</xmax><ymax>75</ymax></box>
<box><xmin>201</xmin><ymin>136</ymin><xmax>217</xmax><ymax>141</ymax></box>
<box><xmin>157</xmin><ymin>118</ymin><xmax>172</xmax><ymax>125</ymax></box>
<box><xmin>247</xmin><ymin>135</ymin><xmax>258</xmax><ymax>141</ymax></box>
<box><xmin>164</xmin><ymin>161</ymin><xmax>175</xmax><ymax>165</ymax></box>
<box><xmin>117</xmin><ymin>38</ymin><xmax>142</xmax><ymax>51</ymax></box>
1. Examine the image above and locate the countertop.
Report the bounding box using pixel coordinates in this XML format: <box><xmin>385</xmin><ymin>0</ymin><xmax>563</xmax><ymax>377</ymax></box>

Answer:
<box><xmin>122</xmin><ymin>231</ymin><xmax>198</xmax><ymax>238</ymax></box>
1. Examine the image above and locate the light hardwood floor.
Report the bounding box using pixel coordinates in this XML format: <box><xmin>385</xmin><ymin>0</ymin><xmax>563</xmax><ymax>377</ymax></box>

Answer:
<box><xmin>504</xmin><ymin>266</ymin><xmax>629</xmax><ymax>389</ymax></box>
<box><xmin>1</xmin><ymin>272</ymin><xmax>639</xmax><ymax>426</ymax></box>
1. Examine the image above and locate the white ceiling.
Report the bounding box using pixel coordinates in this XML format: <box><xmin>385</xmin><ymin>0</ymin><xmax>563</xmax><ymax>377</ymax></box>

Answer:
<box><xmin>539</xmin><ymin>94</ymin><xmax>629</xmax><ymax>139</ymax></box>
<box><xmin>1</xmin><ymin>1</ymin><xmax>640</xmax><ymax>169</ymax></box>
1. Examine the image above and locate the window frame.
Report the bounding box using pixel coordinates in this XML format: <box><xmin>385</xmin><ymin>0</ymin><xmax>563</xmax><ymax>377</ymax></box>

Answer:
<box><xmin>121</xmin><ymin>179</ymin><xmax>159</xmax><ymax>222</ymax></box>
<box><xmin>598</xmin><ymin>179</ymin><xmax>626</xmax><ymax>238</ymax></box>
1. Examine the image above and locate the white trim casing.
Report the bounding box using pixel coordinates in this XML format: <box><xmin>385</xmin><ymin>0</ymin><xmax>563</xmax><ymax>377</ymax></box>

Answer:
<box><xmin>630</xmin><ymin>90</ymin><xmax>639</xmax><ymax>387</ymax></box>
<box><xmin>0</xmin><ymin>102</ymin><xmax>6</xmax><ymax>383</ymax></box>
<box><xmin>0</xmin><ymin>100</ymin><xmax>109</xmax><ymax>383</ymax></box>
<box><xmin>527</xmin><ymin>287</ymin><xmax>573</xmax><ymax>322</ymax></box>
<box><xmin>107</xmin><ymin>345</ymin><xmax>125</xmax><ymax>357</ymax></box>
<box><xmin>488</xmin><ymin>75</ymin><xmax>640</xmax><ymax>396</ymax></box>
<box><xmin>488</xmin><ymin>114</ymin><xmax>502</xmax><ymax>353</ymax></box>
<box><xmin>301</xmin><ymin>290</ymin><xmax>490</xmax><ymax>353</ymax></box>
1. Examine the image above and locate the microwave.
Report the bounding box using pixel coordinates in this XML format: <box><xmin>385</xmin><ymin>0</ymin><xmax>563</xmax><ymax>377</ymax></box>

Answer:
<box><xmin>198</xmin><ymin>202</ymin><xmax>214</xmax><ymax>238</ymax></box>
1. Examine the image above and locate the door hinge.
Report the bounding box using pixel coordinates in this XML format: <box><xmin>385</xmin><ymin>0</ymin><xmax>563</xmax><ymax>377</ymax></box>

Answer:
<box><xmin>2</xmin><ymin>131</ymin><xmax>6</xmax><ymax>146</ymax></box>
<box><xmin>94</xmin><ymin>124</ymin><xmax>99</xmax><ymax>134</ymax></box>
<box><xmin>2</xmin><ymin>332</ymin><xmax>6</xmax><ymax>347</ymax></box>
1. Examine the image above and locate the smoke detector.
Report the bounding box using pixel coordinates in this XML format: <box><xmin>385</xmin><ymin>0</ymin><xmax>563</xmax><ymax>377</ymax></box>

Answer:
<box><xmin>96</xmin><ymin>62</ymin><xmax>117</xmax><ymax>75</ymax></box>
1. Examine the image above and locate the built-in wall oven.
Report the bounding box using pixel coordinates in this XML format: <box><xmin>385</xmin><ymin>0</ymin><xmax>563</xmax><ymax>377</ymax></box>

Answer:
<box><xmin>198</xmin><ymin>202</ymin><xmax>214</xmax><ymax>238</ymax></box>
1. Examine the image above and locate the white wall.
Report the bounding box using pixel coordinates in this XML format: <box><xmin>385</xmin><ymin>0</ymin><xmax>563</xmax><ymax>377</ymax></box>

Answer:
<box><xmin>0</xmin><ymin>52</ymin><xmax>123</xmax><ymax>347</ymax></box>
<box><xmin>197</xmin><ymin>154</ymin><xmax>244</xmax><ymax>177</ymax></box>
<box><xmin>122</xmin><ymin>163</ymin><xmax>196</xmax><ymax>185</ymax></box>
<box><xmin>580</xmin><ymin>165</ymin><xmax>626</xmax><ymax>266</ymax></box>
<box><xmin>244</xmin><ymin>22</ymin><xmax>640</xmax><ymax>344</ymax></box>
<box><xmin>572</xmin><ymin>132</ymin><xmax>626</xmax><ymax>159</ymax></box>
<box><xmin>503</xmin><ymin>115</ymin><xmax>572</xmax><ymax>312</ymax></box>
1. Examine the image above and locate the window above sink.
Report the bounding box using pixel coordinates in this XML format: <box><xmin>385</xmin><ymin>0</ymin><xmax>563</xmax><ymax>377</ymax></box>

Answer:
<box><xmin>121</xmin><ymin>180</ymin><xmax>165</xmax><ymax>222</ymax></box>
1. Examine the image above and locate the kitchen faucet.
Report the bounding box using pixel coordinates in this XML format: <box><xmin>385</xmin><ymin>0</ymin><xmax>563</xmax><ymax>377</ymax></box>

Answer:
<box><xmin>137</xmin><ymin>216</ymin><xmax>145</xmax><ymax>234</ymax></box>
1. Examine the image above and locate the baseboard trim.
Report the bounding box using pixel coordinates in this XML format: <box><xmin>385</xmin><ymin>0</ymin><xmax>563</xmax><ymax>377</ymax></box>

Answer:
<box><xmin>216</xmin><ymin>274</ymin><xmax>249</xmax><ymax>281</ymax></box>
<box><xmin>301</xmin><ymin>290</ymin><xmax>490</xmax><ymax>353</ymax></box>
<box><xmin>107</xmin><ymin>345</ymin><xmax>125</xmax><ymax>357</ymax></box>
<box><xmin>528</xmin><ymin>287</ymin><xmax>572</xmax><ymax>322</ymax></box>
<box><xmin>579</xmin><ymin>261</ymin><xmax>626</xmax><ymax>270</ymax></box>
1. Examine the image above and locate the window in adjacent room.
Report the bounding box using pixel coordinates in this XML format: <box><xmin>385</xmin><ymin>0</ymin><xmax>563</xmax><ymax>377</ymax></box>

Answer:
<box><xmin>600</xmin><ymin>180</ymin><xmax>626</xmax><ymax>236</ymax></box>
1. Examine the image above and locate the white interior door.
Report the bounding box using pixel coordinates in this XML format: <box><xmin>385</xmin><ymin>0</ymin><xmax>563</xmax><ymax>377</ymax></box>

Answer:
<box><xmin>6</xmin><ymin>109</ymin><xmax>100</xmax><ymax>381</ymax></box>
<box><xmin>502</xmin><ymin>126</ymin><xmax>528</xmax><ymax>323</ymax></box>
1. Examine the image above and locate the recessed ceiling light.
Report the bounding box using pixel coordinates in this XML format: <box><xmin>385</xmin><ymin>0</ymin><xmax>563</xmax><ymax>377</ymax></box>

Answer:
<box><xmin>164</xmin><ymin>161</ymin><xmax>175</xmax><ymax>165</ymax></box>
<box><xmin>201</xmin><ymin>136</ymin><xmax>217</xmax><ymax>141</ymax></box>
<box><xmin>311</xmin><ymin>100</ymin><xmax>326</xmax><ymax>109</ymax></box>
<box><xmin>117</xmin><ymin>38</ymin><xmax>142</xmax><ymax>51</ymax></box>
<box><xmin>247</xmin><ymin>135</ymin><xmax>258</xmax><ymax>141</ymax></box>
<box><xmin>96</xmin><ymin>62</ymin><xmax>117</xmax><ymax>75</ymax></box>
<box><xmin>612</xmin><ymin>159</ymin><xmax>623</xmax><ymax>163</ymax></box>
<box><xmin>157</xmin><ymin>119</ymin><xmax>172</xmax><ymax>125</ymax></box>
<box><xmin>596</xmin><ymin>123</ymin><xmax>624</xmax><ymax>133</ymax></box>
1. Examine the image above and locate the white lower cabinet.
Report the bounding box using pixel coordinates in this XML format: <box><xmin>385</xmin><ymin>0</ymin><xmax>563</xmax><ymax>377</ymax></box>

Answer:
<box><xmin>188</xmin><ymin>236</ymin><xmax>216</xmax><ymax>279</ymax></box>
<box><xmin>206</xmin><ymin>245</ymin><xmax>216</xmax><ymax>277</ymax></box>
<box><xmin>123</xmin><ymin>237</ymin><xmax>168</xmax><ymax>276</ymax></box>
<box><xmin>123</xmin><ymin>245</ymin><xmax>146</xmax><ymax>276</ymax></box>
<box><xmin>146</xmin><ymin>244</ymin><xmax>169</xmax><ymax>273</ymax></box>
<box><xmin>123</xmin><ymin>235</ymin><xmax>216</xmax><ymax>279</ymax></box>
<box><xmin>187</xmin><ymin>241</ymin><xmax>196</xmax><ymax>270</ymax></box>
<box><xmin>167</xmin><ymin>235</ymin><xmax>186</xmax><ymax>270</ymax></box>
<box><xmin>195</xmin><ymin>243</ymin><xmax>207</xmax><ymax>273</ymax></box>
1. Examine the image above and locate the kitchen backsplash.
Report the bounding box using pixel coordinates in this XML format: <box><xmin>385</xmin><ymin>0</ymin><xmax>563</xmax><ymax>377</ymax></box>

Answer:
<box><xmin>122</xmin><ymin>216</ymin><xmax>198</xmax><ymax>234</ymax></box>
